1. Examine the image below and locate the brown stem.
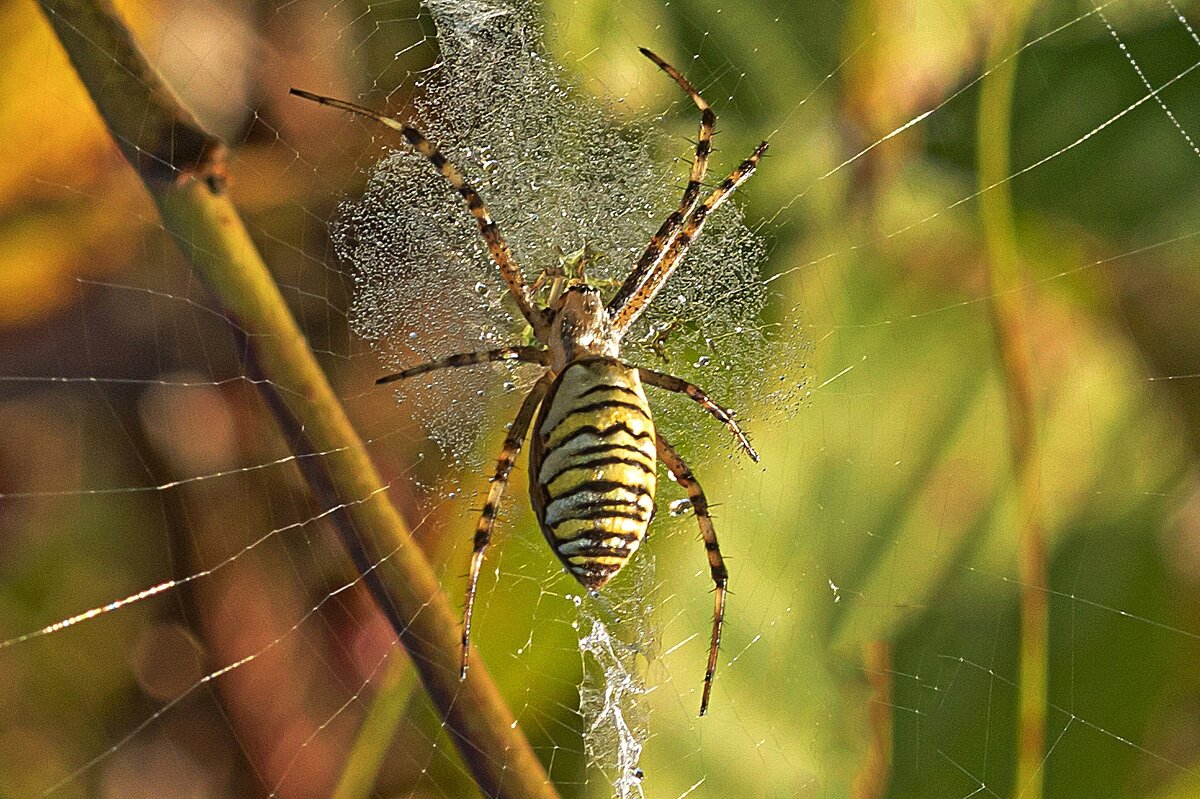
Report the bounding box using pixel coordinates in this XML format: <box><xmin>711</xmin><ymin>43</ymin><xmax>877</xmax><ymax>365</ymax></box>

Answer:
<box><xmin>851</xmin><ymin>641</ymin><xmax>893</xmax><ymax>799</ymax></box>
<box><xmin>36</xmin><ymin>0</ymin><xmax>225</xmax><ymax>188</ymax></box>
<box><xmin>36</xmin><ymin>1</ymin><xmax>559</xmax><ymax>797</ymax></box>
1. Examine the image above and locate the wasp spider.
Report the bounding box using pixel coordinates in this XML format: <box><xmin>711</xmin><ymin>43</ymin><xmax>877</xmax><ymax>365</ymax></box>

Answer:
<box><xmin>292</xmin><ymin>48</ymin><xmax>766</xmax><ymax>716</ymax></box>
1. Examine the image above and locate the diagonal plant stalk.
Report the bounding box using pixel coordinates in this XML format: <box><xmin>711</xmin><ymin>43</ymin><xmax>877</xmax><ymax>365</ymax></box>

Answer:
<box><xmin>977</xmin><ymin>3</ymin><xmax>1047</xmax><ymax>798</ymax></box>
<box><xmin>35</xmin><ymin>1</ymin><xmax>559</xmax><ymax>797</ymax></box>
<box><xmin>332</xmin><ymin>652</ymin><xmax>421</xmax><ymax>799</ymax></box>
<box><xmin>851</xmin><ymin>640</ymin><xmax>893</xmax><ymax>799</ymax></box>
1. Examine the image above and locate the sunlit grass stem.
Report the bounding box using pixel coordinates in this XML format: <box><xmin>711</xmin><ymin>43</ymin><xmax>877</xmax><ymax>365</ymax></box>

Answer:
<box><xmin>332</xmin><ymin>653</ymin><xmax>421</xmax><ymax>799</ymax></box>
<box><xmin>978</xmin><ymin>4</ymin><xmax>1048</xmax><ymax>798</ymax></box>
<box><xmin>35</xmin><ymin>1</ymin><xmax>560</xmax><ymax>797</ymax></box>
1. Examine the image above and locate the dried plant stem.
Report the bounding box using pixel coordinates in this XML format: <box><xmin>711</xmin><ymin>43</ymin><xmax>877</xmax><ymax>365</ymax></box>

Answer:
<box><xmin>852</xmin><ymin>641</ymin><xmax>893</xmax><ymax>799</ymax></box>
<box><xmin>36</xmin><ymin>1</ymin><xmax>559</xmax><ymax>797</ymax></box>
<box><xmin>978</xmin><ymin>4</ymin><xmax>1048</xmax><ymax>799</ymax></box>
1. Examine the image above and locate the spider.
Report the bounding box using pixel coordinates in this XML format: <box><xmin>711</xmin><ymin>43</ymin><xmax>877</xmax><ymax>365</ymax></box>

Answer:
<box><xmin>292</xmin><ymin>47</ymin><xmax>766</xmax><ymax>716</ymax></box>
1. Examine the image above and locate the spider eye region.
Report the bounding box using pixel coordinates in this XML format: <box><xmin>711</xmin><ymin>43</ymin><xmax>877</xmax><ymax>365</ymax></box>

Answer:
<box><xmin>552</xmin><ymin>283</ymin><xmax>605</xmax><ymax>313</ymax></box>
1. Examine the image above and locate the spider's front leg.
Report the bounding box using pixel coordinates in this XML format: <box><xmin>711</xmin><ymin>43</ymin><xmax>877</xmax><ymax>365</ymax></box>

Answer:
<box><xmin>608</xmin><ymin>48</ymin><xmax>716</xmax><ymax>327</ymax></box>
<box><xmin>655</xmin><ymin>432</ymin><xmax>728</xmax><ymax>716</ymax></box>
<box><xmin>611</xmin><ymin>140</ymin><xmax>768</xmax><ymax>334</ymax></box>
<box><xmin>460</xmin><ymin>373</ymin><xmax>552</xmax><ymax>679</ymax></box>
<box><xmin>289</xmin><ymin>89</ymin><xmax>549</xmax><ymax>339</ymax></box>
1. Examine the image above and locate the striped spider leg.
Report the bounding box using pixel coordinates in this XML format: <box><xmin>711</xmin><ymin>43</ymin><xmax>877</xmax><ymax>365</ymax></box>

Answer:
<box><xmin>606</xmin><ymin>48</ymin><xmax>717</xmax><ymax>326</ymax></box>
<box><xmin>376</xmin><ymin>346</ymin><xmax>552</xmax><ymax>679</ymax></box>
<box><xmin>289</xmin><ymin>89</ymin><xmax>550</xmax><ymax>341</ymax></box>
<box><xmin>638</xmin><ymin>366</ymin><xmax>759</xmax><ymax>461</ymax></box>
<box><xmin>654</xmin><ymin>432</ymin><xmax>727</xmax><ymax>716</ymax></box>
<box><xmin>377</xmin><ymin>349</ymin><xmax>555</xmax><ymax>679</ymax></box>
<box><xmin>609</xmin><ymin>138</ymin><xmax>768</xmax><ymax>334</ymax></box>
<box><xmin>463</xmin><ymin>373</ymin><xmax>553</xmax><ymax>678</ymax></box>
<box><xmin>638</xmin><ymin>364</ymin><xmax>757</xmax><ymax>715</ymax></box>
<box><xmin>376</xmin><ymin>347</ymin><xmax>548</xmax><ymax>385</ymax></box>
<box><xmin>606</xmin><ymin>53</ymin><xmax>764</xmax><ymax>713</ymax></box>
<box><xmin>291</xmin><ymin>87</ymin><xmax>557</xmax><ymax>678</ymax></box>
<box><xmin>376</xmin><ymin>344</ymin><xmax>553</xmax><ymax>676</ymax></box>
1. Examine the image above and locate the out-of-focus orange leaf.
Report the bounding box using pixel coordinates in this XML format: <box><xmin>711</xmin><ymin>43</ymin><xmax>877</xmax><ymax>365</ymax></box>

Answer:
<box><xmin>0</xmin><ymin>1</ymin><xmax>157</xmax><ymax>208</ymax></box>
<box><xmin>0</xmin><ymin>0</ymin><xmax>158</xmax><ymax>328</ymax></box>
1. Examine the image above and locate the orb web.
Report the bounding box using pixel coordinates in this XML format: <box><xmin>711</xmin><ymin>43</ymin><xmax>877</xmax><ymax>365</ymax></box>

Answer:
<box><xmin>335</xmin><ymin>0</ymin><xmax>801</xmax><ymax>466</ymax></box>
<box><xmin>331</xmin><ymin>2</ymin><xmax>790</xmax><ymax>787</ymax></box>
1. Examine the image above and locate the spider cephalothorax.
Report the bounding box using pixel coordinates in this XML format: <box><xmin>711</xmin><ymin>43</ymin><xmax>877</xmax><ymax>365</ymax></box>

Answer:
<box><xmin>293</xmin><ymin>47</ymin><xmax>766</xmax><ymax>715</ymax></box>
<box><xmin>545</xmin><ymin>285</ymin><xmax>619</xmax><ymax>370</ymax></box>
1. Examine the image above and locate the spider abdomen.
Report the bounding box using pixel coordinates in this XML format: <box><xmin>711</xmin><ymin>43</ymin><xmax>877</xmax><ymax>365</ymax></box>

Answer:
<box><xmin>529</xmin><ymin>357</ymin><xmax>657</xmax><ymax>590</ymax></box>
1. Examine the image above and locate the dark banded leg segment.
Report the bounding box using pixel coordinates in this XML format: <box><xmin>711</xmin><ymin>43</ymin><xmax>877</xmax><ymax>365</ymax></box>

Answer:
<box><xmin>376</xmin><ymin>346</ymin><xmax>548</xmax><ymax>385</ymax></box>
<box><xmin>638</xmin><ymin>366</ymin><xmax>758</xmax><ymax>461</ymax></box>
<box><xmin>609</xmin><ymin>49</ymin><xmax>716</xmax><ymax>327</ymax></box>
<box><xmin>289</xmin><ymin>89</ymin><xmax>546</xmax><ymax>336</ymax></box>
<box><xmin>655</xmin><ymin>432</ymin><xmax>727</xmax><ymax>716</ymax></box>
<box><xmin>460</xmin><ymin>373</ymin><xmax>552</xmax><ymax>679</ymax></box>
<box><xmin>612</xmin><ymin>141</ymin><xmax>768</xmax><ymax>335</ymax></box>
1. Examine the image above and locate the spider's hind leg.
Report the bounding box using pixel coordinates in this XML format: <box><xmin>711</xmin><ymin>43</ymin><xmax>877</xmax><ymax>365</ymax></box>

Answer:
<box><xmin>459</xmin><ymin>373</ymin><xmax>552</xmax><ymax>679</ymax></box>
<box><xmin>655</xmin><ymin>432</ymin><xmax>728</xmax><ymax>716</ymax></box>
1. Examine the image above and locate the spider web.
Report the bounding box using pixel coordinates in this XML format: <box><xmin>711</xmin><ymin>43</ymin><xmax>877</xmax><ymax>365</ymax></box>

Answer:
<box><xmin>2</xmin><ymin>0</ymin><xmax>1200</xmax><ymax>798</ymax></box>
<box><xmin>340</xmin><ymin>0</ymin><xmax>795</xmax><ymax>467</ymax></box>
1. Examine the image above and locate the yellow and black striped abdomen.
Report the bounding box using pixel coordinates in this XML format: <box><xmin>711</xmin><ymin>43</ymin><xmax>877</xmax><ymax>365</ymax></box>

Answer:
<box><xmin>529</xmin><ymin>358</ymin><xmax>657</xmax><ymax>589</ymax></box>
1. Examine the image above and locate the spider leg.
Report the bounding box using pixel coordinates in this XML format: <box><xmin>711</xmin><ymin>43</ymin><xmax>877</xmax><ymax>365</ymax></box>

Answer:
<box><xmin>611</xmin><ymin>140</ymin><xmax>768</xmax><ymax>335</ymax></box>
<box><xmin>655</xmin><ymin>432</ymin><xmax>727</xmax><ymax>717</ymax></box>
<box><xmin>376</xmin><ymin>346</ymin><xmax>548</xmax><ymax>385</ymax></box>
<box><xmin>460</xmin><ymin>373</ymin><xmax>552</xmax><ymax>679</ymax></box>
<box><xmin>608</xmin><ymin>49</ymin><xmax>716</xmax><ymax>327</ymax></box>
<box><xmin>290</xmin><ymin>89</ymin><xmax>546</xmax><ymax>337</ymax></box>
<box><xmin>638</xmin><ymin>367</ymin><xmax>758</xmax><ymax>461</ymax></box>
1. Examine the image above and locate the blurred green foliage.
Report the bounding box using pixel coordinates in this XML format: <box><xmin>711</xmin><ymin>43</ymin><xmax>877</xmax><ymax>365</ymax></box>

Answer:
<box><xmin>2</xmin><ymin>0</ymin><xmax>1199</xmax><ymax>797</ymax></box>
